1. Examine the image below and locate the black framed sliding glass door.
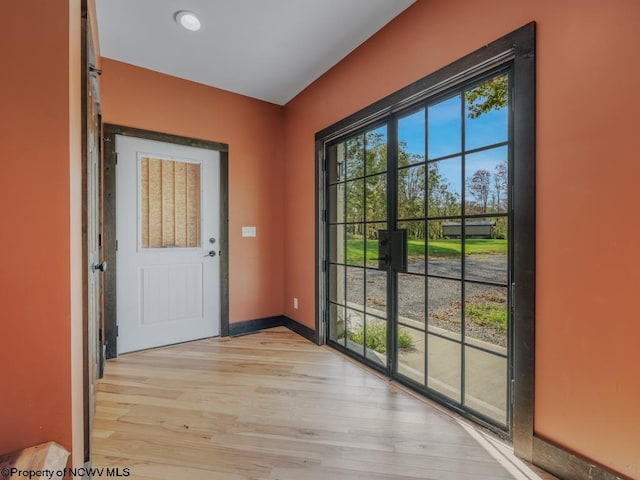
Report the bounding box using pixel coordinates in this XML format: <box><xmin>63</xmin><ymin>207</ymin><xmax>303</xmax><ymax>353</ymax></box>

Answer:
<box><xmin>327</xmin><ymin>124</ymin><xmax>391</xmax><ymax>369</ymax></box>
<box><xmin>325</xmin><ymin>68</ymin><xmax>514</xmax><ymax>432</ymax></box>
<box><xmin>393</xmin><ymin>71</ymin><xmax>511</xmax><ymax>428</ymax></box>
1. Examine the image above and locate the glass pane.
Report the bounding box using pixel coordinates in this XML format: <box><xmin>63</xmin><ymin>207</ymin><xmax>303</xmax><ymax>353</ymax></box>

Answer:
<box><xmin>398</xmin><ymin>273</ymin><xmax>425</xmax><ymax>325</ymax></box>
<box><xmin>397</xmin><ymin>325</ymin><xmax>425</xmax><ymax>385</ymax></box>
<box><xmin>328</xmin><ymin>264</ymin><xmax>345</xmax><ymax>305</ymax></box>
<box><xmin>345</xmin><ymin>224</ymin><xmax>365</xmax><ymax>266</ymax></box>
<box><xmin>366</xmin><ymin>126</ymin><xmax>387</xmax><ymax>175</ymax></box>
<box><xmin>464</xmin><ymin>346</ymin><xmax>507</xmax><ymax>425</ymax></box>
<box><xmin>365</xmin><ymin>223</ymin><xmax>386</xmax><ymax>268</ymax></box>
<box><xmin>345</xmin><ymin>309</ymin><xmax>365</xmax><ymax>356</ymax></box>
<box><xmin>327</xmin><ymin>184</ymin><xmax>344</xmax><ymax>223</ymax></box>
<box><xmin>398</xmin><ymin>165</ymin><xmax>425</xmax><ymax>220</ymax></box>
<box><xmin>329</xmin><ymin>303</ymin><xmax>346</xmax><ymax>345</ymax></box>
<box><xmin>427</xmin><ymin>157</ymin><xmax>461</xmax><ymax>218</ymax></box>
<box><xmin>398</xmin><ymin>109</ymin><xmax>425</xmax><ymax>166</ymax></box>
<box><xmin>427</xmin><ymin>334</ymin><xmax>461</xmax><ymax>402</ymax></box>
<box><xmin>465</xmin><ymin>146</ymin><xmax>508</xmax><ymax>215</ymax></box>
<box><xmin>465</xmin><ymin>74</ymin><xmax>509</xmax><ymax>151</ymax></box>
<box><xmin>345</xmin><ymin>179</ymin><xmax>364</xmax><ymax>222</ymax></box>
<box><xmin>365</xmin><ymin>268</ymin><xmax>386</xmax><ymax>314</ymax></box>
<box><xmin>366</xmin><ymin>173</ymin><xmax>387</xmax><ymax>222</ymax></box>
<box><xmin>365</xmin><ymin>316</ymin><xmax>388</xmax><ymax>367</ymax></box>
<box><xmin>464</xmin><ymin>283</ymin><xmax>508</xmax><ymax>348</ymax></box>
<box><xmin>345</xmin><ymin>267</ymin><xmax>364</xmax><ymax>310</ymax></box>
<box><xmin>345</xmin><ymin>134</ymin><xmax>365</xmax><ymax>179</ymax></box>
<box><xmin>428</xmin><ymin>95</ymin><xmax>462</xmax><ymax>160</ymax></box>
<box><xmin>141</xmin><ymin>157</ymin><xmax>201</xmax><ymax>248</ymax></box>
<box><xmin>464</xmin><ymin>223</ymin><xmax>508</xmax><ymax>284</ymax></box>
<box><xmin>399</xmin><ymin>220</ymin><xmax>425</xmax><ymax>274</ymax></box>
<box><xmin>328</xmin><ymin>224</ymin><xmax>345</xmax><ymax>264</ymax></box>
<box><xmin>427</xmin><ymin>278</ymin><xmax>461</xmax><ymax>340</ymax></box>
<box><xmin>427</xmin><ymin>220</ymin><xmax>461</xmax><ymax>279</ymax></box>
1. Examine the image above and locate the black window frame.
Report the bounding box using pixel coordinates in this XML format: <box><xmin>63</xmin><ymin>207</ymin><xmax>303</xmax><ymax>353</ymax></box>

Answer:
<box><xmin>315</xmin><ymin>22</ymin><xmax>535</xmax><ymax>456</ymax></box>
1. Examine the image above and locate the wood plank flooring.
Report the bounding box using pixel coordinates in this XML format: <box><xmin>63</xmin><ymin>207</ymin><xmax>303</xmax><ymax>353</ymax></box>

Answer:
<box><xmin>92</xmin><ymin>327</ymin><xmax>539</xmax><ymax>479</ymax></box>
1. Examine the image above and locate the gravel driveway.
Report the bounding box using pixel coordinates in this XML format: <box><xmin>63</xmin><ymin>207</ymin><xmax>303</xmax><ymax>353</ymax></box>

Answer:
<box><xmin>345</xmin><ymin>255</ymin><xmax>508</xmax><ymax>347</ymax></box>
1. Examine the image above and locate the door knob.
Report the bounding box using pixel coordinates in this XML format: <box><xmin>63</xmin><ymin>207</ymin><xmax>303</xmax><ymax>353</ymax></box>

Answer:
<box><xmin>204</xmin><ymin>250</ymin><xmax>217</xmax><ymax>257</ymax></box>
<box><xmin>92</xmin><ymin>261</ymin><xmax>107</xmax><ymax>273</ymax></box>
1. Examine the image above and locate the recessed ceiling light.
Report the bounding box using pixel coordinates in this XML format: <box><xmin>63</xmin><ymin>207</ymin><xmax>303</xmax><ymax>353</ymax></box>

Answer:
<box><xmin>175</xmin><ymin>10</ymin><xmax>201</xmax><ymax>32</ymax></box>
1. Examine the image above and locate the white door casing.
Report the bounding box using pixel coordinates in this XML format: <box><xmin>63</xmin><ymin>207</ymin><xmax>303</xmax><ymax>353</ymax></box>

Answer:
<box><xmin>116</xmin><ymin>135</ymin><xmax>220</xmax><ymax>354</ymax></box>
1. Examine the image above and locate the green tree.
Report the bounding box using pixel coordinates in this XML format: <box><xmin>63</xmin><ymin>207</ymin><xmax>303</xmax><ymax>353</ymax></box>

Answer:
<box><xmin>465</xmin><ymin>74</ymin><xmax>508</xmax><ymax>119</ymax></box>
<box><xmin>365</xmin><ymin>131</ymin><xmax>387</xmax><ymax>175</ymax></box>
<box><xmin>343</xmin><ymin>131</ymin><xmax>390</xmax><ymax>239</ymax></box>
<box><xmin>397</xmin><ymin>141</ymin><xmax>426</xmax><ymax>239</ymax></box>
<box><xmin>426</xmin><ymin>163</ymin><xmax>460</xmax><ymax>239</ymax></box>
<box><xmin>365</xmin><ymin>132</ymin><xmax>387</xmax><ymax>237</ymax></box>
<box><xmin>467</xmin><ymin>169</ymin><xmax>491</xmax><ymax>213</ymax></box>
<box><xmin>492</xmin><ymin>161</ymin><xmax>507</xmax><ymax>212</ymax></box>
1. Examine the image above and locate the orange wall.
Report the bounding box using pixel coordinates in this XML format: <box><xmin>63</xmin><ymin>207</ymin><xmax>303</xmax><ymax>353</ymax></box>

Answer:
<box><xmin>0</xmin><ymin>0</ymin><xmax>78</xmax><ymax>457</ymax></box>
<box><xmin>282</xmin><ymin>0</ymin><xmax>640</xmax><ymax>477</ymax></box>
<box><xmin>70</xmin><ymin>0</ymin><xmax>85</xmax><ymax>467</ymax></box>
<box><xmin>100</xmin><ymin>59</ymin><xmax>285</xmax><ymax>323</ymax></box>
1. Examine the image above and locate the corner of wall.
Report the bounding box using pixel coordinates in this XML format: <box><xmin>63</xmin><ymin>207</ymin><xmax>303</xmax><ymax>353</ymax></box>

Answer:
<box><xmin>70</xmin><ymin>0</ymin><xmax>85</xmax><ymax>467</ymax></box>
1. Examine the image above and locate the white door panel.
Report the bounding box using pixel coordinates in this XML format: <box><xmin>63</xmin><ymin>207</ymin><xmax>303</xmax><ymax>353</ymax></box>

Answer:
<box><xmin>116</xmin><ymin>135</ymin><xmax>220</xmax><ymax>354</ymax></box>
<box><xmin>141</xmin><ymin>263</ymin><xmax>204</xmax><ymax>325</ymax></box>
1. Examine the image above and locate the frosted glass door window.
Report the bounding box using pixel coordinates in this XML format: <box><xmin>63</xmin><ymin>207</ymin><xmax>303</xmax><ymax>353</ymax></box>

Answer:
<box><xmin>140</xmin><ymin>157</ymin><xmax>201</xmax><ymax>248</ymax></box>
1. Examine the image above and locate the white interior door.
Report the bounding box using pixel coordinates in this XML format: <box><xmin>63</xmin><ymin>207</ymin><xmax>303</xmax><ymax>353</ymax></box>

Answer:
<box><xmin>116</xmin><ymin>135</ymin><xmax>220</xmax><ymax>354</ymax></box>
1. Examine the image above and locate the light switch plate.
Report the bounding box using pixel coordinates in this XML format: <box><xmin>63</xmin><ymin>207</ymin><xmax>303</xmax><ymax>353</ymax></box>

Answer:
<box><xmin>242</xmin><ymin>226</ymin><xmax>257</xmax><ymax>237</ymax></box>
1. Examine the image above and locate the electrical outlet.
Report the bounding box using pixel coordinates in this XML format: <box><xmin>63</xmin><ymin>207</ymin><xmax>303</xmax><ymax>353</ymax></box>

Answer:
<box><xmin>293</xmin><ymin>297</ymin><xmax>298</xmax><ymax>309</ymax></box>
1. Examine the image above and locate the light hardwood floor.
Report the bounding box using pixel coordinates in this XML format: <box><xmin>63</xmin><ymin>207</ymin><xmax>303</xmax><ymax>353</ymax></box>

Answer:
<box><xmin>92</xmin><ymin>327</ymin><xmax>541</xmax><ymax>479</ymax></box>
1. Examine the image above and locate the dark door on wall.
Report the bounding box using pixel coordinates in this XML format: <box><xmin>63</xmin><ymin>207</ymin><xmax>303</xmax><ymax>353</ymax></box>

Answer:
<box><xmin>325</xmin><ymin>69</ymin><xmax>513</xmax><ymax>432</ymax></box>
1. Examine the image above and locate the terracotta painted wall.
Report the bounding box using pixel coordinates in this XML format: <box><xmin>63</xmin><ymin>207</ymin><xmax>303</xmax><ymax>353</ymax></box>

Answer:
<box><xmin>70</xmin><ymin>0</ymin><xmax>85</xmax><ymax>467</ymax></box>
<box><xmin>0</xmin><ymin>0</ymin><xmax>81</xmax><ymax>459</ymax></box>
<box><xmin>282</xmin><ymin>0</ymin><xmax>640</xmax><ymax>477</ymax></box>
<box><xmin>100</xmin><ymin>59</ymin><xmax>285</xmax><ymax>323</ymax></box>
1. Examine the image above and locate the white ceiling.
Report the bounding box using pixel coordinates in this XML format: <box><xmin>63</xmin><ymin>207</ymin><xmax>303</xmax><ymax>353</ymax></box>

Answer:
<box><xmin>95</xmin><ymin>0</ymin><xmax>415</xmax><ymax>105</ymax></box>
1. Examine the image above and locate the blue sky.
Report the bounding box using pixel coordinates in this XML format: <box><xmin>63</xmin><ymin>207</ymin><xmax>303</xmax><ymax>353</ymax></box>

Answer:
<box><xmin>395</xmin><ymin>89</ymin><xmax>509</xmax><ymax>197</ymax></box>
<box><xmin>398</xmin><ymin>93</ymin><xmax>508</xmax><ymax>159</ymax></box>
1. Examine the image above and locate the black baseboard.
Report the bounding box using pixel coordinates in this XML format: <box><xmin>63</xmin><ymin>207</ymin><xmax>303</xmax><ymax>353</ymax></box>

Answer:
<box><xmin>532</xmin><ymin>436</ymin><xmax>630</xmax><ymax>480</ymax></box>
<box><xmin>228</xmin><ymin>315</ymin><xmax>317</xmax><ymax>343</ymax></box>
<box><xmin>228</xmin><ymin>316</ymin><xmax>285</xmax><ymax>336</ymax></box>
<box><xmin>282</xmin><ymin>317</ymin><xmax>316</xmax><ymax>343</ymax></box>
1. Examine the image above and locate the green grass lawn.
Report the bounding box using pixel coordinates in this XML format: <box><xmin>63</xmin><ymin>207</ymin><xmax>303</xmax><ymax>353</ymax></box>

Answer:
<box><xmin>346</xmin><ymin>323</ymin><xmax>414</xmax><ymax>354</ymax></box>
<box><xmin>345</xmin><ymin>237</ymin><xmax>507</xmax><ymax>264</ymax></box>
<box><xmin>465</xmin><ymin>292</ymin><xmax>508</xmax><ymax>332</ymax></box>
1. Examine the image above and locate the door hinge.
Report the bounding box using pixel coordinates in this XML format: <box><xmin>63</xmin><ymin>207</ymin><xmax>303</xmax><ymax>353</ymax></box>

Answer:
<box><xmin>98</xmin><ymin>328</ymin><xmax>103</xmax><ymax>342</ymax></box>
<box><xmin>115</xmin><ymin>239</ymin><xmax>118</xmax><ymax>251</ymax></box>
<box><xmin>116</xmin><ymin>325</ymin><xmax>119</xmax><ymax>337</ymax></box>
<box><xmin>511</xmin><ymin>379</ymin><xmax>515</xmax><ymax>405</ymax></box>
<box><xmin>322</xmin><ymin>209</ymin><xmax>327</xmax><ymax>222</ymax></box>
<box><xmin>322</xmin><ymin>259</ymin><xmax>328</xmax><ymax>273</ymax></box>
<box><xmin>98</xmin><ymin>233</ymin><xmax>102</xmax><ymax>247</ymax></box>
